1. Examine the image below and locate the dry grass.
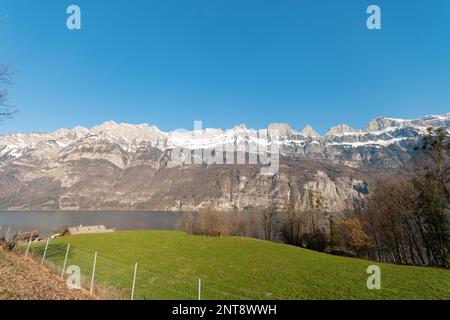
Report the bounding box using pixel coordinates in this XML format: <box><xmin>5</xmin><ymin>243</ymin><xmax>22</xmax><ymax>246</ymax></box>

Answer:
<box><xmin>0</xmin><ymin>247</ymin><xmax>93</xmax><ymax>300</ymax></box>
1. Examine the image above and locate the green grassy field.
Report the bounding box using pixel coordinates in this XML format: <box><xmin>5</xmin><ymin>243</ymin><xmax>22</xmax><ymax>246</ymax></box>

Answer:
<box><xmin>29</xmin><ymin>231</ymin><xmax>450</xmax><ymax>300</ymax></box>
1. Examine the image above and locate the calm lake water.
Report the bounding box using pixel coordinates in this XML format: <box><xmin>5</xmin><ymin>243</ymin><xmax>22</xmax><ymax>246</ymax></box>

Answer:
<box><xmin>0</xmin><ymin>211</ymin><xmax>182</xmax><ymax>237</ymax></box>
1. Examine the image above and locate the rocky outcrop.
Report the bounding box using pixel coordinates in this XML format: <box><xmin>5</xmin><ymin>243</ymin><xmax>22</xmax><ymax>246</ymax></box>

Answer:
<box><xmin>0</xmin><ymin>152</ymin><xmax>377</xmax><ymax>212</ymax></box>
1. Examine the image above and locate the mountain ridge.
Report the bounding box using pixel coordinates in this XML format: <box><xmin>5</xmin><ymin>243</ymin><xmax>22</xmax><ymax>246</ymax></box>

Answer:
<box><xmin>3</xmin><ymin>113</ymin><xmax>449</xmax><ymax>139</ymax></box>
<box><xmin>0</xmin><ymin>113</ymin><xmax>448</xmax><ymax>212</ymax></box>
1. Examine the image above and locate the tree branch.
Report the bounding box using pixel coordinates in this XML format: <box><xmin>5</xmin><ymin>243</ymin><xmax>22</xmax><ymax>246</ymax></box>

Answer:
<box><xmin>0</xmin><ymin>64</ymin><xmax>15</xmax><ymax>122</ymax></box>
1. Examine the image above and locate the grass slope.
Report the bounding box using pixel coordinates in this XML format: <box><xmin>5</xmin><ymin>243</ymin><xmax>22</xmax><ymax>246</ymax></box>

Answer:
<box><xmin>30</xmin><ymin>231</ymin><xmax>450</xmax><ymax>300</ymax></box>
<box><xmin>0</xmin><ymin>249</ymin><xmax>91</xmax><ymax>300</ymax></box>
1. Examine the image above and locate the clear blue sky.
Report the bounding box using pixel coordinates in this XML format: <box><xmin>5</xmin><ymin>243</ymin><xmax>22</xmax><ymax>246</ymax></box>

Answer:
<box><xmin>0</xmin><ymin>0</ymin><xmax>449</xmax><ymax>134</ymax></box>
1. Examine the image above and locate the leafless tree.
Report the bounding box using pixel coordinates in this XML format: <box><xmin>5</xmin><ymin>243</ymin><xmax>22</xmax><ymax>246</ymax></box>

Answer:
<box><xmin>364</xmin><ymin>180</ymin><xmax>424</xmax><ymax>265</ymax></box>
<box><xmin>176</xmin><ymin>212</ymin><xmax>194</xmax><ymax>233</ymax></box>
<box><xmin>280</xmin><ymin>199</ymin><xmax>302</xmax><ymax>246</ymax></box>
<box><xmin>0</xmin><ymin>64</ymin><xmax>15</xmax><ymax>122</ymax></box>
<box><xmin>261</xmin><ymin>206</ymin><xmax>278</xmax><ymax>241</ymax></box>
<box><xmin>412</xmin><ymin>127</ymin><xmax>450</xmax><ymax>267</ymax></box>
<box><xmin>191</xmin><ymin>207</ymin><xmax>231</xmax><ymax>237</ymax></box>
<box><xmin>245</xmin><ymin>209</ymin><xmax>261</xmax><ymax>238</ymax></box>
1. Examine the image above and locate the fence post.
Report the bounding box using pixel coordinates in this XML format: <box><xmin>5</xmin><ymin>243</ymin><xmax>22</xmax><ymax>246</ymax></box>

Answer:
<box><xmin>41</xmin><ymin>238</ymin><xmax>50</xmax><ymax>265</ymax></box>
<box><xmin>25</xmin><ymin>235</ymin><xmax>32</xmax><ymax>256</ymax></box>
<box><xmin>131</xmin><ymin>262</ymin><xmax>138</xmax><ymax>301</ymax></box>
<box><xmin>5</xmin><ymin>226</ymin><xmax>10</xmax><ymax>241</ymax></box>
<box><xmin>90</xmin><ymin>252</ymin><xmax>97</xmax><ymax>295</ymax></box>
<box><xmin>198</xmin><ymin>278</ymin><xmax>202</xmax><ymax>301</ymax></box>
<box><xmin>61</xmin><ymin>243</ymin><xmax>70</xmax><ymax>278</ymax></box>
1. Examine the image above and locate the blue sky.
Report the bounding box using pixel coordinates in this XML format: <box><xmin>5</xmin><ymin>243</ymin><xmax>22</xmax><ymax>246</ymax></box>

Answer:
<box><xmin>0</xmin><ymin>0</ymin><xmax>449</xmax><ymax>134</ymax></box>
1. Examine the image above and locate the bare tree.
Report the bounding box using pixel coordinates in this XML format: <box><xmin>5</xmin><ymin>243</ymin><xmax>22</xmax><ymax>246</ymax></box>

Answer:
<box><xmin>176</xmin><ymin>212</ymin><xmax>194</xmax><ymax>233</ymax></box>
<box><xmin>280</xmin><ymin>199</ymin><xmax>302</xmax><ymax>246</ymax></box>
<box><xmin>228</xmin><ymin>212</ymin><xmax>247</xmax><ymax>236</ymax></box>
<box><xmin>191</xmin><ymin>207</ymin><xmax>230</xmax><ymax>237</ymax></box>
<box><xmin>364</xmin><ymin>180</ymin><xmax>425</xmax><ymax>265</ymax></box>
<box><xmin>413</xmin><ymin>127</ymin><xmax>450</xmax><ymax>267</ymax></box>
<box><xmin>261</xmin><ymin>206</ymin><xmax>278</xmax><ymax>241</ymax></box>
<box><xmin>278</xmin><ymin>193</ymin><xmax>329</xmax><ymax>251</ymax></box>
<box><xmin>0</xmin><ymin>64</ymin><xmax>15</xmax><ymax>122</ymax></box>
<box><xmin>245</xmin><ymin>209</ymin><xmax>261</xmax><ymax>238</ymax></box>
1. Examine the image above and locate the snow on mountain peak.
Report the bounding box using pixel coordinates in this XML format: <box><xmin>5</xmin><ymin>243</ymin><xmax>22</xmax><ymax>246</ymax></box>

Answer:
<box><xmin>300</xmin><ymin>125</ymin><xmax>320</xmax><ymax>138</ymax></box>
<box><xmin>71</xmin><ymin>126</ymin><xmax>89</xmax><ymax>136</ymax></box>
<box><xmin>326</xmin><ymin>124</ymin><xmax>357</xmax><ymax>136</ymax></box>
<box><xmin>267</xmin><ymin>123</ymin><xmax>294</xmax><ymax>136</ymax></box>
<box><xmin>89</xmin><ymin>121</ymin><xmax>165</xmax><ymax>142</ymax></box>
<box><xmin>232</xmin><ymin>124</ymin><xmax>247</xmax><ymax>131</ymax></box>
<box><xmin>0</xmin><ymin>114</ymin><xmax>448</xmax><ymax>163</ymax></box>
<box><xmin>363</xmin><ymin>117</ymin><xmax>403</xmax><ymax>132</ymax></box>
<box><xmin>411</xmin><ymin>113</ymin><xmax>450</xmax><ymax>128</ymax></box>
<box><xmin>90</xmin><ymin>120</ymin><xmax>119</xmax><ymax>133</ymax></box>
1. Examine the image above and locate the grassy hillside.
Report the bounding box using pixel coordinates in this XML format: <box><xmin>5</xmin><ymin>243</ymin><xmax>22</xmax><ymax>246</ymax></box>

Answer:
<box><xmin>29</xmin><ymin>231</ymin><xmax>450</xmax><ymax>300</ymax></box>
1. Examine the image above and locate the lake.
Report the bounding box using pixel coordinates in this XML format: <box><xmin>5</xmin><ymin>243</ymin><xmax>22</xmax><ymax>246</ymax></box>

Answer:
<box><xmin>0</xmin><ymin>211</ymin><xmax>182</xmax><ymax>238</ymax></box>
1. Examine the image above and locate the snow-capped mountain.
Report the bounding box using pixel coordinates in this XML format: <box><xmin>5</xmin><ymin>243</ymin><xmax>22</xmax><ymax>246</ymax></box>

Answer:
<box><xmin>0</xmin><ymin>113</ymin><xmax>450</xmax><ymax>167</ymax></box>
<box><xmin>1</xmin><ymin>114</ymin><xmax>448</xmax><ymax>165</ymax></box>
<box><xmin>0</xmin><ymin>114</ymin><xmax>447</xmax><ymax>212</ymax></box>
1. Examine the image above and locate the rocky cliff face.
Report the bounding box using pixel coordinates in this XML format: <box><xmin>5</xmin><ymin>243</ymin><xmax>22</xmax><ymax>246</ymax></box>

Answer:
<box><xmin>0</xmin><ymin>114</ymin><xmax>448</xmax><ymax>212</ymax></box>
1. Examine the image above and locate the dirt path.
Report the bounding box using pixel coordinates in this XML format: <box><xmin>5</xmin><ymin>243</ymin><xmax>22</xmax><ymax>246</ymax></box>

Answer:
<box><xmin>0</xmin><ymin>248</ymin><xmax>93</xmax><ymax>300</ymax></box>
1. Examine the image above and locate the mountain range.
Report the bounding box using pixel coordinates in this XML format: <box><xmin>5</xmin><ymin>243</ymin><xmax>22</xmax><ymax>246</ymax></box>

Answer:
<box><xmin>0</xmin><ymin>114</ymin><xmax>448</xmax><ymax>212</ymax></box>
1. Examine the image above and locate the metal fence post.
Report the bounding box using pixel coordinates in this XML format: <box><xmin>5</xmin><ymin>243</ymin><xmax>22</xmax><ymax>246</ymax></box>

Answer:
<box><xmin>25</xmin><ymin>235</ymin><xmax>32</xmax><ymax>256</ymax></box>
<box><xmin>131</xmin><ymin>262</ymin><xmax>138</xmax><ymax>300</ymax></box>
<box><xmin>61</xmin><ymin>243</ymin><xmax>70</xmax><ymax>278</ymax></box>
<box><xmin>90</xmin><ymin>252</ymin><xmax>97</xmax><ymax>295</ymax></box>
<box><xmin>198</xmin><ymin>278</ymin><xmax>202</xmax><ymax>301</ymax></box>
<box><xmin>41</xmin><ymin>238</ymin><xmax>50</xmax><ymax>265</ymax></box>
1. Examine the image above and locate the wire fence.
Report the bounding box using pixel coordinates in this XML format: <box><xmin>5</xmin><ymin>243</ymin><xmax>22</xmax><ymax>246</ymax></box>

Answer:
<box><xmin>2</xmin><ymin>228</ymin><xmax>267</xmax><ymax>300</ymax></box>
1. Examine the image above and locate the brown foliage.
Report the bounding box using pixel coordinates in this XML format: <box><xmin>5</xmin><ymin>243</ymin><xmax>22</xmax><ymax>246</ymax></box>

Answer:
<box><xmin>332</xmin><ymin>218</ymin><xmax>373</xmax><ymax>257</ymax></box>
<box><xmin>192</xmin><ymin>208</ymin><xmax>230</xmax><ymax>236</ymax></box>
